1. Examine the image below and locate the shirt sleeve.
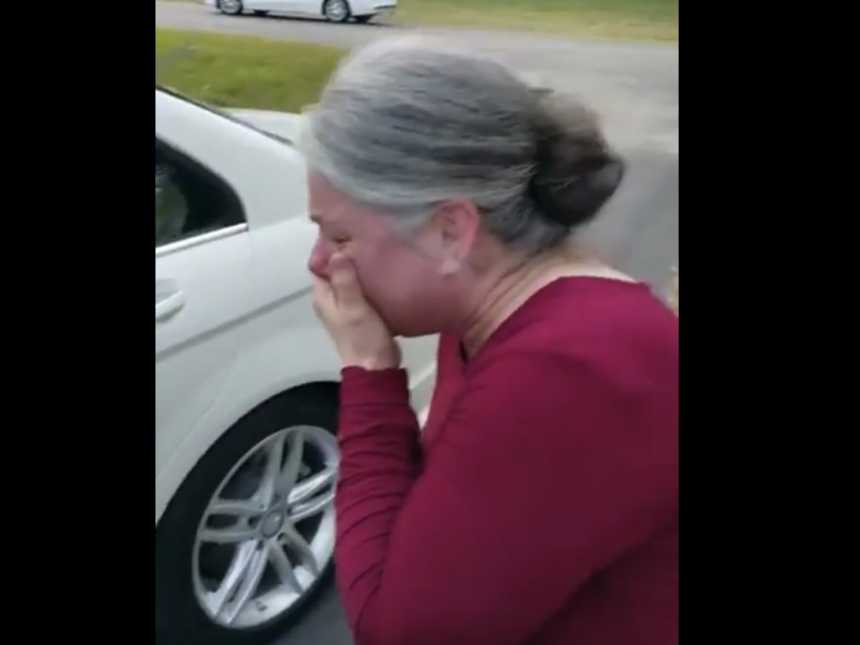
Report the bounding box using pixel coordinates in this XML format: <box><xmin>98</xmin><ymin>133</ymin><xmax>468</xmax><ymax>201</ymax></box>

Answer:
<box><xmin>334</xmin><ymin>353</ymin><xmax>677</xmax><ymax>645</ymax></box>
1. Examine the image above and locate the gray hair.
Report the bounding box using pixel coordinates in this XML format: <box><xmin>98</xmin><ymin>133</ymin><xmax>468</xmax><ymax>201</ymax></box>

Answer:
<box><xmin>300</xmin><ymin>36</ymin><xmax>624</xmax><ymax>253</ymax></box>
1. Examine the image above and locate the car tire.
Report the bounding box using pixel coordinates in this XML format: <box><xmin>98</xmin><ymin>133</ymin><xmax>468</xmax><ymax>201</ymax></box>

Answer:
<box><xmin>323</xmin><ymin>0</ymin><xmax>351</xmax><ymax>23</ymax></box>
<box><xmin>217</xmin><ymin>0</ymin><xmax>244</xmax><ymax>16</ymax></box>
<box><xmin>156</xmin><ymin>385</ymin><xmax>340</xmax><ymax>645</ymax></box>
<box><xmin>355</xmin><ymin>15</ymin><xmax>372</xmax><ymax>24</ymax></box>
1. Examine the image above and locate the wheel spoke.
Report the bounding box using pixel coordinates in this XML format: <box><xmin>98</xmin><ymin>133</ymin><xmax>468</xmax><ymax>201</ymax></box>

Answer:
<box><xmin>288</xmin><ymin>468</ymin><xmax>336</xmax><ymax>505</ymax></box>
<box><xmin>280</xmin><ymin>524</ymin><xmax>319</xmax><ymax>577</ymax></box>
<box><xmin>199</xmin><ymin>526</ymin><xmax>258</xmax><ymax>544</ymax></box>
<box><xmin>222</xmin><ymin>544</ymin><xmax>269</xmax><ymax>625</ymax></box>
<box><xmin>276</xmin><ymin>430</ymin><xmax>305</xmax><ymax>500</ymax></box>
<box><xmin>289</xmin><ymin>491</ymin><xmax>335</xmax><ymax>523</ymax></box>
<box><xmin>268</xmin><ymin>543</ymin><xmax>304</xmax><ymax>595</ymax></box>
<box><xmin>207</xmin><ymin>498</ymin><xmax>265</xmax><ymax>518</ymax></box>
<box><xmin>209</xmin><ymin>541</ymin><xmax>257</xmax><ymax>617</ymax></box>
<box><xmin>257</xmin><ymin>433</ymin><xmax>287</xmax><ymax>505</ymax></box>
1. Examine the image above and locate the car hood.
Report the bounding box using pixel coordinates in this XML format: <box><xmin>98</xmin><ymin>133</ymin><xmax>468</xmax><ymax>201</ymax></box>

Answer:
<box><xmin>228</xmin><ymin>109</ymin><xmax>305</xmax><ymax>145</ymax></box>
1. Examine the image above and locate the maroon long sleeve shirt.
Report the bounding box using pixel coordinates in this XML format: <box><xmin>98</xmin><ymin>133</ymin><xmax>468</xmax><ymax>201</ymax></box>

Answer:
<box><xmin>335</xmin><ymin>277</ymin><xmax>678</xmax><ymax>645</ymax></box>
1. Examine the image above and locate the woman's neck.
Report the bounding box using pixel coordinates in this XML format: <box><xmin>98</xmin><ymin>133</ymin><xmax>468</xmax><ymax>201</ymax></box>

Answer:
<box><xmin>459</xmin><ymin>244</ymin><xmax>633</xmax><ymax>359</ymax></box>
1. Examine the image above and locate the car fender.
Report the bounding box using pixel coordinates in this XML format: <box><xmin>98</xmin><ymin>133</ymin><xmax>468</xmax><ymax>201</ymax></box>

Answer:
<box><xmin>155</xmin><ymin>319</ymin><xmax>342</xmax><ymax>525</ymax></box>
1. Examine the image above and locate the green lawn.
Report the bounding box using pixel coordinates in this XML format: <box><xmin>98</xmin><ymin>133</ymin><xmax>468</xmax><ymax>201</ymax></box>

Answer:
<box><xmin>156</xmin><ymin>29</ymin><xmax>346</xmax><ymax>111</ymax></box>
<box><xmin>392</xmin><ymin>0</ymin><xmax>677</xmax><ymax>41</ymax></box>
<box><xmin>169</xmin><ymin>0</ymin><xmax>677</xmax><ymax>41</ymax></box>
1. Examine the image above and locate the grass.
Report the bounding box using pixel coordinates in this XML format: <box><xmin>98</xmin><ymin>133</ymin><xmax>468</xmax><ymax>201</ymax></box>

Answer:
<box><xmin>392</xmin><ymin>0</ymin><xmax>677</xmax><ymax>42</ymax></box>
<box><xmin>156</xmin><ymin>29</ymin><xmax>346</xmax><ymax>111</ymax></box>
<box><xmin>166</xmin><ymin>0</ymin><xmax>677</xmax><ymax>42</ymax></box>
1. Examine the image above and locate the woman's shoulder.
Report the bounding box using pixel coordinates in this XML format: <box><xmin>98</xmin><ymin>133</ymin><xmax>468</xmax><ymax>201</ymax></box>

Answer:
<box><xmin>498</xmin><ymin>275</ymin><xmax>673</xmax><ymax>336</ymax></box>
<box><xmin>452</xmin><ymin>279</ymin><xmax>677</xmax><ymax>460</ymax></box>
<box><xmin>478</xmin><ymin>276</ymin><xmax>678</xmax><ymax>389</ymax></box>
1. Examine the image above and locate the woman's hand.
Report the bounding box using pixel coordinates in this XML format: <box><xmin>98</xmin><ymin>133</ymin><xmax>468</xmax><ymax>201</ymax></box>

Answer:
<box><xmin>312</xmin><ymin>253</ymin><xmax>401</xmax><ymax>371</ymax></box>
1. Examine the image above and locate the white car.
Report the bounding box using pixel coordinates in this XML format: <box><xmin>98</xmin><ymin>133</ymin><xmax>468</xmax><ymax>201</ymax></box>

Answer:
<box><xmin>205</xmin><ymin>0</ymin><xmax>397</xmax><ymax>23</ymax></box>
<box><xmin>156</xmin><ymin>86</ymin><xmax>436</xmax><ymax>645</ymax></box>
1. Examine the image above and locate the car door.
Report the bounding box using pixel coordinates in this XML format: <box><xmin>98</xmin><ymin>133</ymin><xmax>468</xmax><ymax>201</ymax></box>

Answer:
<box><xmin>284</xmin><ymin>0</ymin><xmax>322</xmax><ymax>16</ymax></box>
<box><xmin>155</xmin><ymin>134</ymin><xmax>255</xmax><ymax>487</ymax></box>
<box><xmin>250</xmin><ymin>0</ymin><xmax>310</xmax><ymax>14</ymax></box>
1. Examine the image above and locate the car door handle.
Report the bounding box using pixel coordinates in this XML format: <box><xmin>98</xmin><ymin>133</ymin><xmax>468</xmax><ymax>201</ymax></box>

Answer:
<box><xmin>156</xmin><ymin>280</ymin><xmax>185</xmax><ymax>322</ymax></box>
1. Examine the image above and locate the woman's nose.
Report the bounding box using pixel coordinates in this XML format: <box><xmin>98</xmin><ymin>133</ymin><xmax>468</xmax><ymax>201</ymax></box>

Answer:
<box><xmin>308</xmin><ymin>238</ymin><xmax>332</xmax><ymax>280</ymax></box>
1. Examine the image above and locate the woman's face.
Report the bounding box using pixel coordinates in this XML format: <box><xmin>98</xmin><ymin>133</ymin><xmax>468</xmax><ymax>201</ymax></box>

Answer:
<box><xmin>307</xmin><ymin>173</ymin><xmax>458</xmax><ymax>337</ymax></box>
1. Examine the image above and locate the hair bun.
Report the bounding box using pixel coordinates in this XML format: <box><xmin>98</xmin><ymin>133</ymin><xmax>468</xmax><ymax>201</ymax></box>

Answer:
<box><xmin>529</xmin><ymin>92</ymin><xmax>625</xmax><ymax>228</ymax></box>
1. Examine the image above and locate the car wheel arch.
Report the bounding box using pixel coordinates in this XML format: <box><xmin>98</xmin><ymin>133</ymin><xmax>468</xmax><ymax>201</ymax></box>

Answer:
<box><xmin>156</xmin><ymin>377</ymin><xmax>340</xmax><ymax>526</ymax></box>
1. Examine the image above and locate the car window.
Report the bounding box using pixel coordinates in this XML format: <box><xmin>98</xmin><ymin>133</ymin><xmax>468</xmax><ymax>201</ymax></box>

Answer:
<box><xmin>155</xmin><ymin>138</ymin><xmax>245</xmax><ymax>248</ymax></box>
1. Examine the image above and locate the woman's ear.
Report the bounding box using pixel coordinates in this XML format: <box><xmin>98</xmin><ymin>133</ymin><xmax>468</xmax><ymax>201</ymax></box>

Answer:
<box><xmin>430</xmin><ymin>199</ymin><xmax>481</xmax><ymax>275</ymax></box>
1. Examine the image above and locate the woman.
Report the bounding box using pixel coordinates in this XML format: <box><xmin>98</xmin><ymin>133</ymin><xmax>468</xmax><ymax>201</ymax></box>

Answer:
<box><xmin>302</xmin><ymin>37</ymin><xmax>677</xmax><ymax>645</ymax></box>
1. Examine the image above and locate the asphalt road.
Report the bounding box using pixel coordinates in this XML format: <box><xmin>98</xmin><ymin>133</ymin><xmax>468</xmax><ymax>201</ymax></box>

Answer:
<box><xmin>276</xmin><ymin>576</ymin><xmax>353</xmax><ymax>645</ymax></box>
<box><xmin>155</xmin><ymin>4</ymin><xmax>678</xmax><ymax>643</ymax></box>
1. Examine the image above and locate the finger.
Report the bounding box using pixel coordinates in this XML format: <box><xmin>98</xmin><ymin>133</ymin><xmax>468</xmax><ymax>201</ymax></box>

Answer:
<box><xmin>311</xmin><ymin>275</ymin><xmax>335</xmax><ymax>320</ymax></box>
<box><xmin>328</xmin><ymin>254</ymin><xmax>366</xmax><ymax>311</ymax></box>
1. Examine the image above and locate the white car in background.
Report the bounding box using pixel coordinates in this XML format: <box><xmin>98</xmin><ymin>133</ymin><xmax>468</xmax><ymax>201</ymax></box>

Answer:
<box><xmin>206</xmin><ymin>0</ymin><xmax>397</xmax><ymax>23</ymax></box>
<box><xmin>156</xmin><ymin>86</ymin><xmax>436</xmax><ymax>645</ymax></box>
